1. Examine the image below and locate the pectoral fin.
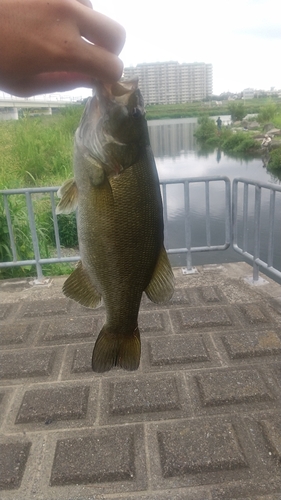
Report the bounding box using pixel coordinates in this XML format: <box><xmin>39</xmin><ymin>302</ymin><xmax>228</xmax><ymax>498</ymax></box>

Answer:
<box><xmin>63</xmin><ymin>261</ymin><xmax>102</xmax><ymax>308</ymax></box>
<box><xmin>83</xmin><ymin>151</ymin><xmax>105</xmax><ymax>186</ymax></box>
<box><xmin>145</xmin><ymin>246</ymin><xmax>174</xmax><ymax>304</ymax></box>
<box><xmin>56</xmin><ymin>178</ymin><xmax>78</xmax><ymax>214</ymax></box>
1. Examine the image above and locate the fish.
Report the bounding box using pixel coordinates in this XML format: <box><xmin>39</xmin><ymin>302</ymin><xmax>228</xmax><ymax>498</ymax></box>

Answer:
<box><xmin>56</xmin><ymin>79</ymin><xmax>174</xmax><ymax>373</ymax></box>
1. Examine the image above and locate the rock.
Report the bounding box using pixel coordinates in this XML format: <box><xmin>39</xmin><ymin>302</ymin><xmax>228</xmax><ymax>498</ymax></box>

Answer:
<box><xmin>242</xmin><ymin>120</ymin><xmax>260</xmax><ymax>130</ymax></box>
<box><xmin>267</xmin><ymin>128</ymin><xmax>281</xmax><ymax>136</ymax></box>
<box><xmin>263</xmin><ymin>123</ymin><xmax>275</xmax><ymax>132</ymax></box>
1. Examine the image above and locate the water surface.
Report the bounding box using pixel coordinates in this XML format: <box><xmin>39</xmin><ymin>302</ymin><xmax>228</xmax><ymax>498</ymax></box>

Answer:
<box><xmin>147</xmin><ymin>118</ymin><xmax>281</xmax><ymax>279</ymax></box>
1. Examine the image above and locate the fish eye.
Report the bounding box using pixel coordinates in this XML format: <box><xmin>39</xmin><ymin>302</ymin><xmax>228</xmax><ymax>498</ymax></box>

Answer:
<box><xmin>132</xmin><ymin>107</ymin><xmax>141</xmax><ymax>118</ymax></box>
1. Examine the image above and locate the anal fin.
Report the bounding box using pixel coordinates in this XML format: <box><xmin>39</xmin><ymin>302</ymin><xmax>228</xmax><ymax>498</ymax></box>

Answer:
<box><xmin>63</xmin><ymin>261</ymin><xmax>102</xmax><ymax>308</ymax></box>
<box><xmin>145</xmin><ymin>246</ymin><xmax>174</xmax><ymax>304</ymax></box>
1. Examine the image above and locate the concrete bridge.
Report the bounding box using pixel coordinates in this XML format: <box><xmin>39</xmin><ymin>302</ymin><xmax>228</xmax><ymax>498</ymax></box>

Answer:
<box><xmin>0</xmin><ymin>93</ymin><xmax>86</xmax><ymax>120</ymax></box>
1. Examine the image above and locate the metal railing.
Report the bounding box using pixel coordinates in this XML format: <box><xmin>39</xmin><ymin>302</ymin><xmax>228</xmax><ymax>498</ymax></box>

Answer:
<box><xmin>162</xmin><ymin>176</ymin><xmax>231</xmax><ymax>273</ymax></box>
<box><xmin>0</xmin><ymin>177</ymin><xmax>231</xmax><ymax>281</ymax></box>
<box><xmin>0</xmin><ymin>187</ymin><xmax>80</xmax><ymax>281</ymax></box>
<box><xmin>232</xmin><ymin>178</ymin><xmax>281</xmax><ymax>282</ymax></box>
<box><xmin>1</xmin><ymin>176</ymin><xmax>280</xmax><ymax>283</ymax></box>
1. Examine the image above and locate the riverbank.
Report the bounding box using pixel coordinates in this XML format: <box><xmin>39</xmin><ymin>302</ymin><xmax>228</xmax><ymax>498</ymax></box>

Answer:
<box><xmin>194</xmin><ymin>115</ymin><xmax>281</xmax><ymax>178</ymax></box>
<box><xmin>145</xmin><ymin>96</ymin><xmax>281</xmax><ymax>120</ymax></box>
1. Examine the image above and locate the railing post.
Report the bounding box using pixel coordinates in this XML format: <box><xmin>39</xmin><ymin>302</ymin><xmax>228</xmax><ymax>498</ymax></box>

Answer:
<box><xmin>184</xmin><ymin>180</ymin><xmax>193</xmax><ymax>271</ymax></box>
<box><xmin>253</xmin><ymin>185</ymin><xmax>261</xmax><ymax>282</ymax></box>
<box><xmin>267</xmin><ymin>189</ymin><xmax>275</xmax><ymax>269</ymax></box>
<box><xmin>3</xmin><ymin>195</ymin><xmax>17</xmax><ymax>261</ymax></box>
<box><xmin>25</xmin><ymin>192</ymin><xmax>44</xmax><ymax>281</ymax></box>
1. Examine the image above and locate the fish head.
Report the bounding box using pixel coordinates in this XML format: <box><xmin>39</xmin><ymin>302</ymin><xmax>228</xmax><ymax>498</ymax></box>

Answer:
<box><xmin>76</xmin><ymin>78</ymin><xmax>149</xmax><ymax>178</ymax></box>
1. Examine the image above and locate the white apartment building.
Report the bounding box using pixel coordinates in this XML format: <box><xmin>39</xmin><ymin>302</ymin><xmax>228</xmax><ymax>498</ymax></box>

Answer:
<box><xmin>123</xmin><ymin>62</ymin><xmax>213</xmax><ymax>104</ymax></box>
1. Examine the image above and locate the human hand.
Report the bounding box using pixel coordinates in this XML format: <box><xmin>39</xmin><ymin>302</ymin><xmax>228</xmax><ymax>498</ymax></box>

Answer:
<box><xmin>0</xmin><ymin>0</ymin><xmax>126</xmax><ymax>96</ymax></box>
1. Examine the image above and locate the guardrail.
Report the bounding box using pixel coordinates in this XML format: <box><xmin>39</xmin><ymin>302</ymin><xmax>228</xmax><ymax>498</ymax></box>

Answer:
<box><xmin>161</xmin><ymin>176</ymin><xmax>231</xmax><ymax>273</ymax></box>
<box><xmin>0</xmin><ymin>187</ymin><xmax>80</xmax><ymax>281</ymax></box>
<box><xmin>0</xmin><ymin>177</ymin><xmax>231</xmax><ymax>281</ymax></box>
<box><xmin>1</xmin><ymin>176</ymin><xmax>280</xmax><ymax>284</ymax></box>
<box><xmin>232</xmin><ymin>178</ymin><xmax>281</xmax><ymax>282</ymax></box>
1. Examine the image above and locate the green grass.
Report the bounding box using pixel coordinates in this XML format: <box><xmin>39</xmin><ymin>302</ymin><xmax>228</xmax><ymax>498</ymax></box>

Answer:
<box><xmin>0</xmin><ymin>105</ymin><xmax>83</xmax><ymax>190</ymax></box>
<box><xmin>0</xmin><ymin>107</ymin><xmax>84</xmax><ymax>279</ymax></box>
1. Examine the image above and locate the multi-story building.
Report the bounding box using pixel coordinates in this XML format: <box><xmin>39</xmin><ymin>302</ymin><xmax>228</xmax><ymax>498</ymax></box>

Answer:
<box><xmin>243</xmin><ymin>88</ymin><xmax>255</xmax><ymax>100</ymax></box>
<box><xmin>123</xmin><ymin>62</ymin><xmax>213</xmax><ymax>104</ymax></box>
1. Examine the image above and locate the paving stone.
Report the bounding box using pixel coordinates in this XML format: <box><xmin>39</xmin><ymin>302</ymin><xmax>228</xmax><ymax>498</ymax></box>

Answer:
<box><xmin>0</xmin><ymin>348</ymin><xmax>56</xmax><ymax>380</ymax></box>
<box><xmin>141</xmin><ymin>288</ymin><xmax>193</xmax><ymax>308</ymax></box>
<box><xmin>222</xmin><ymin>330</ymin><xmax>281</xmax><ymax>359</ymax></box>
<box><xmin>71</xmin><ymin>345</ymin><xmax>93</xmax><ymax>373</ymax></box>
<box><xmin>0</xmin><ymin>303</ymin><xmax>13</xmax><ymax>320</ymax></box>
<box><xmin>109</xmin><ymin>375</ymin><xmax>181</xmax><ymax>416</ymax></box>
<box><xmin>148</xmin><ymin>334</ymin><xmax>210</xmax><ymax>366</ymax></box>
<box><xmin>0</xmin><ymin>441</ymin><xmax>31</xmax><ymax>490</ymax></box>
<box><xmin>42</xmin><ymin>316</ymin><xmax>99</xmax><ymax>342</ymax></box>
<box><xmin>157</xmin><ymin>420</ymin><xmax>248</xmax><ymax>477</ymax></box>
<box><xmin>168</xmin><ymin>288</ymin><xmax>193</xmax><ymax>306</ymax></box>
<box><xmin>139</xmin><ymin>311</ymin><xmax>171</xmax><ymax>335</ymax></box>
<box><xmin>0</xmin><ymin>266</ymin><xmax>281</xmax><ymax>499</ymax></box>
<box><xmin>19</xmin><ymin>298</ymin><xmax>70</xmax><ymax>318</ymax></box>
<box><xmin>122</xmin><ymin>490</ymin><xmax>211</xmax><ymax>500</ymax></box>
<box><xmin>268</xmin><ymin>297</ymin><xmax>281</xmax><ymax>316</ymax></box>
<box><xmin>50</xmin><ymin>427</ymin><xmax>137</xmax><ymax>486</ymax></box>
<box><xmin>211</xmin><ymin>483</ymin><xmax>281</xmax><ymax>500</ymax></box>
<box><xmin>239</xmin><ymin>304</ymin><xmax>270</xmax><ymax>324</ymax></box>
<box><xmin>171</xmin><ymin>306</ymin><xmax>233</xmax><ymax>331</ymax></box>
<box><xmin>197</xmin><ymin>286</ymin><xmax>223</xmax><ymax>303</ymax></box>
<box><xmin>15</xmin><ymin>385</ymin><xmax>90</xmax><ymax>424</ymax></box>
<box><xmin>259</xmin><ymin>417</ymin><xmax>281</xmax><ymax>461</ymax></box>
<box><xmin>0</xmin><ymin>322</ymin><xmax>33</xmax><ymax>345</ymax></box>
<box><xmin>195</xmin><ymin>369</ymin><xmax>273</xmax><ymax>406</ymax></box>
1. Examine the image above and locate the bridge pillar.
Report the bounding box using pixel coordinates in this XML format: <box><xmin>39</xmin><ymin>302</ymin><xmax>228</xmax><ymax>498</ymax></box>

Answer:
<box><xmin>0</xmin><ymin>107</ymin><xmax>18</xmax><ymax>121</ymax></box>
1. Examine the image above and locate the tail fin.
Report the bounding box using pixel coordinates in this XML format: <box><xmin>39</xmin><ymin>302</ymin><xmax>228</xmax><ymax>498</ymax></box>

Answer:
<box><xmin>92</xmin><ymin>326</ymin><xmax>141</xmax><ymax>373</ymax></box>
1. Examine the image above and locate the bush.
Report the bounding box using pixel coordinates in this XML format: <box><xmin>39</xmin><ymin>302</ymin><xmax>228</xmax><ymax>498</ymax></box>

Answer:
<box><xmin>194</xmin><ymin>115</ymin><xmax>217</xmax><ymax>141</ymax></box>
<box><xmin>228</xmin><ymin>102</ymin><xmax>245</xmax><ymax>121</ymax></box>
<box><xmin>268</xmin><ymin>147</ymin><xmax>281</xmax><ymax>171</ymax></box>
<box><xmin>0</xmin><ymin>195</ymin><xmax>37</xmax><ymax>278</ymax></box>
<box><xmin>56</xmin><ymin>213</ymin><xmax>78</xmax><ymax>248</ymax></box>
<box><xmin>222</xmin><ymin>132</ymin><xmax>259</xmax><ymax>153</ymax></box>
<box><xmin>258</xmin><ymin>103</ymin><xmax>277</xmax><ymax>123</ymax></box>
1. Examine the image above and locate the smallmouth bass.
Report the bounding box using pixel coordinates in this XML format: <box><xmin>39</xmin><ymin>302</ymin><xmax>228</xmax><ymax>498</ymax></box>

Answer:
<box><xmin>57</xmin><ymin>79</ymin><xmax>174</xmax><ymax>372</ymax></box>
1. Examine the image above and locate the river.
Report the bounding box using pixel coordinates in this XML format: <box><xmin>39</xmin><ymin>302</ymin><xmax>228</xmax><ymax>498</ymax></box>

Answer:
<box><xmin>147</xmin><ymin>117</ymin><xmax>281</xmax><ymax>280</ymax></box>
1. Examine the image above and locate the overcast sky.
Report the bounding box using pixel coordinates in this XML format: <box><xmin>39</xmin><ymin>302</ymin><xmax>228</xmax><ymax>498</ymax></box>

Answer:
<box><xmin>91</xmin><ymin>0</ymin><xmax>280</xmax><ymax>95</ymax></box>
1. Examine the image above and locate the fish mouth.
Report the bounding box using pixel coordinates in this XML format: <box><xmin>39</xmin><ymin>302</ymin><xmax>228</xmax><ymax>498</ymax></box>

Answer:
<box><xmin>94</xmin><ymin>78</ymin><xmax>144</xmax><ymax>116</ymax></box>
<box><xmin>96</xmin><ymin>78</ymin><xmax>139</xmax><ymax>100</ymax></box>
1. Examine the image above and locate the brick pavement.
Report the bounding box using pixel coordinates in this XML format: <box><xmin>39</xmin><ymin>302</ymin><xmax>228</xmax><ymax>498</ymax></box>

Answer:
<box><xmin>0</xmin><ymin>262</ymin><xmax>280</xmax><ymax>500</ymax></box>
